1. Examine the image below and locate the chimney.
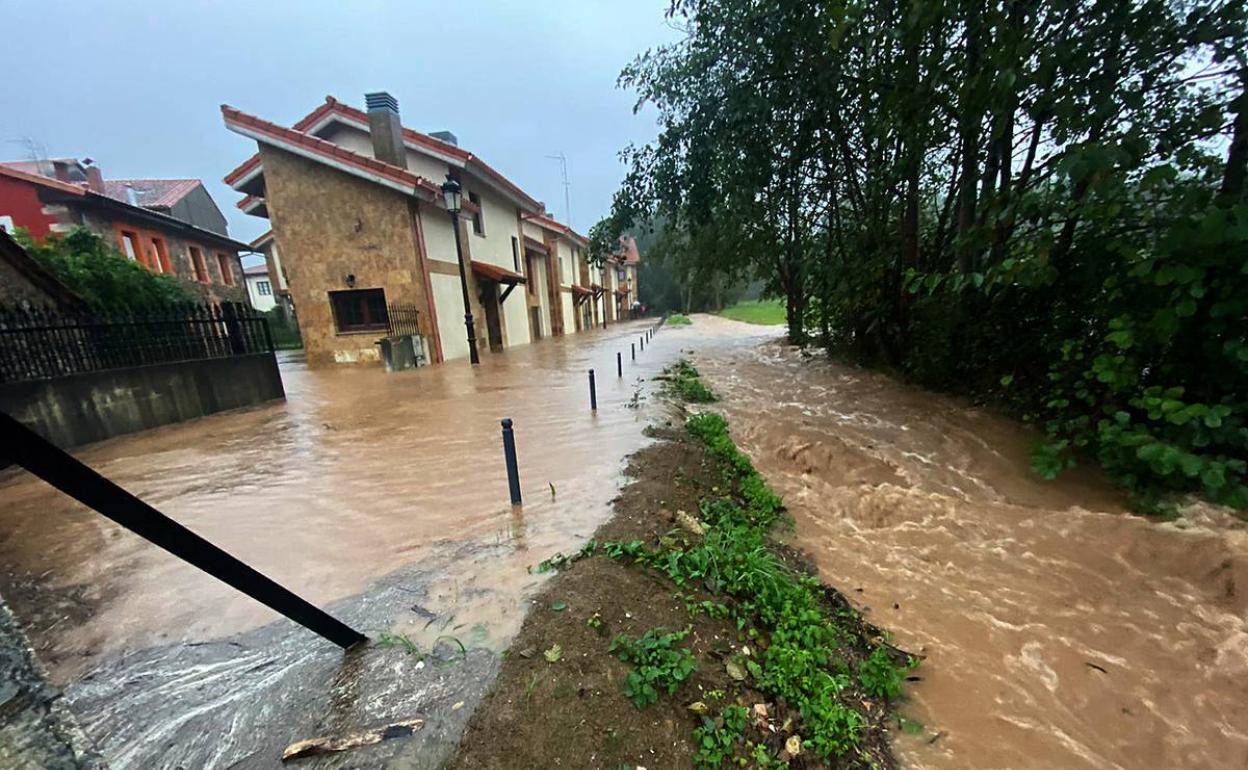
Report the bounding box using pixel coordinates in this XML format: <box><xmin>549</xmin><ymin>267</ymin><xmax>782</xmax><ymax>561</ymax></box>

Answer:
<box><xmin>124</xmin><ymin>183</ymin><xmax>139</xmax><ymax>206</ymax></box>
<box><xmin>364</xmin><ymin>91</ymin><xmax>407</xmax><ymax>169</ymax></box>
<box><xmin>82</xmin><ymin>158</ymin><xmax>105</xmax><ymax>193</ymax></box>
<box><xmin>430</xmin><ymin>131</ymin><xmax>458</xmax><ymax>147</ymax></box>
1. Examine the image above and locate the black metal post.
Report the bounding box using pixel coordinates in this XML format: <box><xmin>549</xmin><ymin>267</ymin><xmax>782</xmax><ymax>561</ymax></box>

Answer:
<box><xmin>449</xmin><ymin>212</ymin><xmax>480</xmax><ymax>365</ymax></box>
<box><xmin>501</xmin><ymin>418</ymin><xmax>522</xmax><ymax>505</ymax></box>
<box><xmin>631</xmin><ymin>342</ymin><xmax>636</xmax><ymax>361</ymax></box>
<box><xmin>588</xmin><ymin>369</ymin><xmax>597</xmax><ymax>411</ymax></box>
<box><xmin>640</xmin><ymin>335</ymin><xmax>644</xmax><ymax>352</ymax></box>
<box><xmin>617</xmin><ymin>351</ymin><xmax>622</xmax><ymax>378</ymax></box>
<box><xmin>0</xmin><ymin>412</ymin><xmax>366</xmax><ymax>649</ymax></box>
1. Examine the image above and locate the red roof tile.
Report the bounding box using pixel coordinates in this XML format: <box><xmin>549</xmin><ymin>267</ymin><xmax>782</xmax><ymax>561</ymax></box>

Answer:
<box><xmin>223</xmin><ymin>96</ymin><xmax>541</xmax><ymax>211</ymax></box>
<box><xmin>0</xmin><ymin>164</ymin><xmax>88</xmax><ymax>196</ymax></box>
<box><xmin>471</xmin><ymin>260</ymin><xmax>526</xmax><ymax>285</ymax></box>
<box><xmin>102</xmin><ymin>179</ymin><xmax>200</xmax><ymax>209</ymax></box>
<box><xmin>221</xmin><ymin>105</ymin><xmax>440</xmax><ymax>199</ymax></box>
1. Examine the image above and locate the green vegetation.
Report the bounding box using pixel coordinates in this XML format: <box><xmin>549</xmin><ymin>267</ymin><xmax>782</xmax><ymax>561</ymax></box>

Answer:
<box><xmin>718</xmin><ymin>300</ymin><xmax>785</xmax><ymax>326</ymax></box>
<box><xmin>666</xmin><ymin>313</ymin><xmax>693</xmax><ymax>326</ymax></box>
<box><xmin>608</xmin><ymin>626</ymin><xmax>698</xmax><ymax>707</ymax></box>
<box><xmin>261</xmin><ymin>308</ymin><xmax>302</xmax><ymax>349</ymax></box>
<box><xmin>16</xmin><ymin>227</ymin><xmax>190</xmax><ymax>308</ymax></box>
<box><xmin>664</xmin><ymin>360</ymin><xmax>718</xmax><ymax>403</ymax></box>
<box><xmin>590</xmin><ymin>1</ymin><xmax>1248</xmax><ymax>509</ymax></box>
<box><xmin>376</xmin><ymin>631</ymin><xmax>423</xmax><ymax>657</ymax></box>
<box><xmin>595</xmin><ymin>366</ymin><xmax>912</xmax><ymax>765</ymax></box>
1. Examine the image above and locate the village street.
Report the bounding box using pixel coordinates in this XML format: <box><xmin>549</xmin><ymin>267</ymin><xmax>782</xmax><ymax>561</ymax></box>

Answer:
<box><xmin>1</xmin><ymin>315</ymin><xmax>1245</xmax><ymax>769</ymax></box>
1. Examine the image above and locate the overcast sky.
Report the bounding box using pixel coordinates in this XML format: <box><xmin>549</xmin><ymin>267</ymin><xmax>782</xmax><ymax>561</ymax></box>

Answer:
<box><xmin>0</xmin><ymin>0</ymin><xmax>681</xmax><ymax>245</ymax></box>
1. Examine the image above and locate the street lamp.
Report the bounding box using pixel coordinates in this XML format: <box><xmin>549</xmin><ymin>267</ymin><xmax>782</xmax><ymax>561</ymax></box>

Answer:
<box><xmin>442</xmin><ymin>175</ymin><xmax>479</xmax><ymax>365</ymax></box>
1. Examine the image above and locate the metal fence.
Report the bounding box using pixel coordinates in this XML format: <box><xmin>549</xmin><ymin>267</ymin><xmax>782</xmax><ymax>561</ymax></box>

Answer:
<box><xmin>0</xmin><ymin>302</ymin><xmax>273</xmax><ymax>384</ymax></box>
<box><xmin>387</xmin><ymin>302</ymin><xmax>421</xmax><ymax>338</ymax></box>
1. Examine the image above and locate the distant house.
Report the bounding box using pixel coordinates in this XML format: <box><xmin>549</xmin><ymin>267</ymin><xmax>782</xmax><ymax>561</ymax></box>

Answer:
<box><xmin>242</xmin><ymin>262</ymin><xmax>276</xmax><ymax>311</ymax></box>
<box><xmin>0</xmin><ymin>159</ymin><xmax>249</xmax><ymax>303</ymax></box>
<box><xmin>220</xmin><ymin>92</ymin><xmax>606</xmax><ymax>366</ymax></box>
<box><xmin>249</xmin><ymin>230</ymin><xmax>294</xmax><ymax>318</ymax></box>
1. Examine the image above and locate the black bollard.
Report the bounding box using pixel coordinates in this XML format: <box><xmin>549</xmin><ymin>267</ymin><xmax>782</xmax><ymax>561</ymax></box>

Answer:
<box><xmin>631</xmin><ymin>342</ymin><xmax>635</xmax><ymax>361</ymax></box>
<box><xmin>617</xmin><ymin>351</ymin><xmax>623</xmax><ymax>378</ymax></box>
<box><xmin>588</xmin><ymin>369</ymin><xmax>598</xmax><ymax>411</ymax></box>
<box><xmin>501</xmin><ymin>418</ymin><xmax>522</xmax><ymax>505</ymax></box>
<box><xmin>640</xmin><ymin>335</ymin><xmax>644</xmax><ymax>352</ymax></box>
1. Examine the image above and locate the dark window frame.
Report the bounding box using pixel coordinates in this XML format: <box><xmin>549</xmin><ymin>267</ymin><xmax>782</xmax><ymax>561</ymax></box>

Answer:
<box><xmin>469</xmin><ymin>191</ymin><xmax>485</xmax><ymax>236</ymax></box>
<box><xmin>329</xmin><ymin>288</ymin><xmax>389</xmax><ymax>334</ymax></box>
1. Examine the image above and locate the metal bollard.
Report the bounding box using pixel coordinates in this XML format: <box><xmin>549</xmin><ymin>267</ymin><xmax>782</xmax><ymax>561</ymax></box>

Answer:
<box><xmin>631</xmin><ymin>342</ymin><xmax>636</xmax><ymax>361</ymax></box>
<box><xmin>588</xmin><ymin>369</ymin><xmax>598</xmax><ymax>411</ymax></box>
<box><xmin>617</xmin><ymin>351</ymin><xmax>623</xmax><ymax>377</ymax></box>
<box><xmin>501</xmin><ymin>418</ymin><xmax>522</xmax><ymax>505</ymax></box>
<box><xmin>640</xmin><ymin>335</ymin><xmax>644</xmax><ymax>352</ymax></box>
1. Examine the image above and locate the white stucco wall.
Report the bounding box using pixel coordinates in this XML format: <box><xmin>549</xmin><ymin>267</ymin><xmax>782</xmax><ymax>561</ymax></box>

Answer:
<box><xmin>531</xmin><ymin>257</ymin><xmax>551</xmax><ymax>337</ymax></box>
<box><xmin>561</xmin><ymin>291</ymin><xmax>576</xmax><ymax>333</ymax></box>
<box><xmin>431</xmin><ymin>272</ymin><xmax>469</xmax><ymax>361</ymax></box>
<box><xmin>245</xmin><ymin>274</ymin><xmax>277</xmax><ymax>311</ymax></box>
<box><xmin>320</xmin><ymin>123</ymin><xmax>452</xmax><ymax>183</ymax></box>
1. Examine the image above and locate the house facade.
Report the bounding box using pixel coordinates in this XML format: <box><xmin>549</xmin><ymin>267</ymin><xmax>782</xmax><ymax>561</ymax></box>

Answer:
<box><xmin>220</xmin><ymin>92</ymin><xmax>626</xmax><ymax>366</ymax></box>
<box><xmin>243</xmin><ymin>262</ymin><xmax>277</xmax><ymax>311</ymax></box>
<box><xmin>0</xmin><ymin>160</ymin><xmax>248</xmax><ymax>303</ymax></box>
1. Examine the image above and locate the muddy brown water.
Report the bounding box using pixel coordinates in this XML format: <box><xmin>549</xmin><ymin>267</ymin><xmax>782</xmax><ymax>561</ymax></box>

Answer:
<box><xmin>2</xmin><ymin>314</ymin><xmax>1245</xmax><ymax>770</ymax></box>
<box><xmin>691</xmin><ymin>316</ymin><xmax>1248</xmax><ymax>770</ymax></box>
<box><xmin>0</xmin><ymin>320</ymin><xmax>678</xmax><ymax>689</ymax></box>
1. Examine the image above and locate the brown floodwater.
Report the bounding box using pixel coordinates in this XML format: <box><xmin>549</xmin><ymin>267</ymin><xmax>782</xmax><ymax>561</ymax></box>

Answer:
<box><xmin>3</xmin><ymin>312</ymin><xmax>1245</xmax><ymax>770</ymax></box>
<box><xmin>0</xmin><ymin>320</ymin><xmax>679</xmax><ymax>684</ymax></box>
<box><xmin>691</xmin><ymin>315</ymin><xmax>1248</xmax><ymax>770</ymax></box>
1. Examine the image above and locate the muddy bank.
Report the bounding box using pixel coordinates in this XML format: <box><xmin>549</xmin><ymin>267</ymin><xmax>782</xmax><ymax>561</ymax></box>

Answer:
<box><xmin>689</xmin><ymin>316</ymin><xmax>1248</xmax><ymax>770</ymax></box>
<box><xmin>448</xmin><ymin>403</ymin><xmax>906</xmax><ymax>767</ymax></box>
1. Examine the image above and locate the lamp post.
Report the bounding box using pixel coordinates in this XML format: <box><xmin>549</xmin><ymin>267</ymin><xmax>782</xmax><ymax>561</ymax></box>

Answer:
<box><xmin>442</xmin><ymin>175</ymin><xmax>479</xmax><ymax>365</ymax></box>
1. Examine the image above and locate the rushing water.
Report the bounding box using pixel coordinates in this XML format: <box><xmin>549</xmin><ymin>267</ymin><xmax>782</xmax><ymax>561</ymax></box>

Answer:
<box><xmin>691</xmin><ymin>315</ymin><xmax>1248</xmax><ymax>770</ymax></box>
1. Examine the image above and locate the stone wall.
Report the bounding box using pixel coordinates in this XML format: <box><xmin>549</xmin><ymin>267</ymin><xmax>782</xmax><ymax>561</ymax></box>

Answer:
<box><xmin>260</xmin><ymin>146</ymin><xmax>439</xmax><ymax>366</ymax></box>
<box><xmin>0</xmin><ymin>354</ymin><xmax>284</xmax><ymax>450</ymax></box>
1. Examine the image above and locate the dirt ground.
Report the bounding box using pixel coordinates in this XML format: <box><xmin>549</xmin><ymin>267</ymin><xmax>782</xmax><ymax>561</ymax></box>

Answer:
<box><xmin>445</xmin><ymin>420</ymin><xmax>900</xmax><ymax>769</ymax></box>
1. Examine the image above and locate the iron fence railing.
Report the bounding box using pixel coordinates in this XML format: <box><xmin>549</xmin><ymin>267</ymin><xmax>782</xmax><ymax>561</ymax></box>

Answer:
<box><xmin>0</xmin><ymin>302</ymin><xmax>273</xmax><ymax>384</ymax></box>
<box><xmin>386</xmin><ymin>302</ymin><xmax>421</xmax><ymax>338</ymax></box>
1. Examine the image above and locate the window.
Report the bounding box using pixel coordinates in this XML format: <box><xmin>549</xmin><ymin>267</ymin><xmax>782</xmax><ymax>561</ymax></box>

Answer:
<box><xmin>119</xmin><ymin>231</ymin><xmax>140</xmax><ymax>261</ymax></box>
<box><xmin>149</xmin><ymin>237</ymin><xmax>170</xmax><ymax>274</ymax></box>
<box><xmin>0</xmin><ymin>215</ymin><xmax>13</xmax><ymax>233</ymax></box>
<box><xmin>216</xmin><ymin>253</ymin><xmax>236</xmax><ymax>286</ymax></box>
<box><xmin>189</xmin><ymin>246</ymin><xmax>209</xmax><ymax>283</ymax></box>
<box><xmin>257</xmin><ymin>280</ymin><xmax>272</xmax><ymax>296</ymax></box>
<box><xmin>469</xmin><ymin>191</ymin><xmax>484</xmax><ymax>235</ymax></box>
<box><xmin>330</xmin><ymin>288</ymin><xmax>389</xmax><ymax>333</ymax></box>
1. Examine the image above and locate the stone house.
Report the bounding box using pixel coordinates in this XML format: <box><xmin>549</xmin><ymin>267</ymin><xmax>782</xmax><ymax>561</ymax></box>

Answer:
<box><xmin>220</xmin><ymin>92</ymin><xmax>609</xmax><ymax>366</ymax></box>
<box><xmin>0</xmin><ymin>160</ymin><xmax>248</xmax><ymax>303</ymax></box>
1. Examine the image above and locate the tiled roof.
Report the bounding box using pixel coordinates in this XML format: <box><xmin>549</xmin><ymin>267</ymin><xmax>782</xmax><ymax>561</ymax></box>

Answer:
<box><xmin>471</xmin><ymin>260</ymin><xmax>526</xmax><ymax>285</ymax></box>
<box><xmin>249</xmin><ymin>230</ymin><xmax>274</xmax><ymax>249</ymax></box>
<box><xmin>102</xmin><ymin>179</ymin><xmax>201</xmax><ymax>209</ymax></box>
<box><xmin>221</xmin><ymin>105</ymin><xmax>441</xmax><ymax>199</ymax></box>
<box><xmin>242</xmin><ymin>263</ymin><xmax>269</xmax><ymax>276</ymax></box>
<box><xmin>520</xmin><ymin>211</ymin><xmax>589</xmax><ymax>245</ymax></box>
<box><xmin>223</xmin><ymin>96</ymin><xmax>542</xmax><ymax>211</ymax></box>
<box><xmin>0</xmin><ymin>163</ymin><xmax>89</xmax><ymax>196</ymax></box>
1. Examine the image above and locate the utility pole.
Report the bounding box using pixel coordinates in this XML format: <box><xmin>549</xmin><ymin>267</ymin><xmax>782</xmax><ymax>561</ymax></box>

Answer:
<box><xmin>546</xmin><ymin>152</ymin><xmax>571</xmax><ymax>225</ymax></box>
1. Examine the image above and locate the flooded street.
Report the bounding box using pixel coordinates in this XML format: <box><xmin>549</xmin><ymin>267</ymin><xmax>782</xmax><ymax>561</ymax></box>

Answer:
<box><xmin>2</xmin><ymin>313</ymin><xmax>1246</xmax><ymax>769</ymax></box>
<box><xmin>693</xmin><ymin>316</ymin><xmax>1248</xmax><ymax>770</ymax></box>
<box><xmin>0</xmin><ymin>321</ymin><xmax>682</xmax><ymax>684</ymax></box>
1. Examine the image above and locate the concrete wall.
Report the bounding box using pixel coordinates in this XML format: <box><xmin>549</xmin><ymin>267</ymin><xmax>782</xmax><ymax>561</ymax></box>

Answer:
<box><xmin>1</xmin><ymin>353</ymin><xmax>284</xmax><ymax>450</ymax></box>
<box><xmin>260</xmin><ymin>146</ymin><xmax>438</xmax><ymax>366</ymax></box>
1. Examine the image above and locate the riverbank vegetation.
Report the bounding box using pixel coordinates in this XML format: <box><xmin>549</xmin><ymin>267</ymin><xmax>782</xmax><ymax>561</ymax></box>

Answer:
<box><xmin>15</xmin><ymin>227</ymin><xmax>190</xmax><ymax>308</ymax></box>
<box><xmin>596</xmin><ymin>0</ymin><xmax>1248</xmax><ymax>511</ymax></box>
<box><xmin>450</xmin><ymin>362</ymin><xmax>913</xmax><ymax>768</ymax></box>
<box><xmin>719</xmin><ymin>300</ymin><xmax>786</xmax><ymax>326</ymax></box>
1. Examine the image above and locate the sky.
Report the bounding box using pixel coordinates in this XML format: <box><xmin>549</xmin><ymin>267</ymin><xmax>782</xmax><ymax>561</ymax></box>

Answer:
<box><xmin>0</xmin><ymin>0</ymin><xmax>682</xmax><ymax>245</ymax></box>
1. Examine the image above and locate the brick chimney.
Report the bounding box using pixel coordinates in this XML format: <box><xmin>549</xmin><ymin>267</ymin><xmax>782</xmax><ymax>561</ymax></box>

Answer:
<box><xmin>82</xmin><ymin>159</ymin><xmax>105</xmax><ymax>193</ymax></box>
<box><xmin>364</xmin><ymin>92</ymin><xmax>407</xmax><ymax>169</ymax></box>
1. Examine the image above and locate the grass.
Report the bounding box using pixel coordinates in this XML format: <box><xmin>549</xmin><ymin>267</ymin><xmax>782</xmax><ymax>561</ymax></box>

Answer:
<box><xmin>662</xmin><ymin>360</ymin><xmax>719</xmax><ymax>403</ymax></box>
<box><xmin>717</xmin><ymin>299</ymin><xmax>785</xmax><ymax>326</ymax></box>
<box><xmin>667</xmin><ymin>313</ymin><xmax>693</xmax><ymax>325</ymax></box>
<box><xmin>596</xmin><ymin>365</ymin><xmax>914</xmax><ymax>766</ymax></box>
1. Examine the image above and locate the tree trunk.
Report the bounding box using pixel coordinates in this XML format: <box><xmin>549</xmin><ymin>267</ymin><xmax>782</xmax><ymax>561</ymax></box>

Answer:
<box><xmin>954</xmin><ymin>0</ymin><xmax>985</xmax><ymax>273</ymax></box>
<box><xmin>1218</xmin><ymin>77</ymin><xmax>1248</xmax><ymax>205</ymax></box>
